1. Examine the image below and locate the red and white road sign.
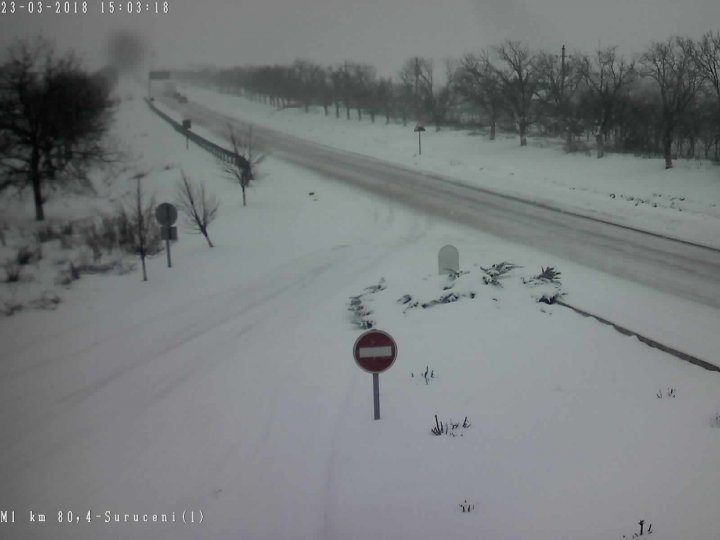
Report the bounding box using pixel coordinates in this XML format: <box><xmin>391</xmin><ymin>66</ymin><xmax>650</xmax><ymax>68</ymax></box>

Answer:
<box><xmin>353</xmin><ymin>329</ymin><xmax>397</xmax><ymax>373</ymax></box>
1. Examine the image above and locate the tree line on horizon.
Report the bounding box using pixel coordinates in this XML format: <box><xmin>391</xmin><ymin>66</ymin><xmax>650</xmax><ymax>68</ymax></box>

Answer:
<box><xmin>177</xmin><ymin>32</ymin><xmax>720</xmax><ymax>169</ymax></box>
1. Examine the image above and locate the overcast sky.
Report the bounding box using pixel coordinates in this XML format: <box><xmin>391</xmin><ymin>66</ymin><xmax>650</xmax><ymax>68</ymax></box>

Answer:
<box><xmin>1</xmin><ymin>0</ymin><xmax>719</xmax><ymax>75</ymax></box>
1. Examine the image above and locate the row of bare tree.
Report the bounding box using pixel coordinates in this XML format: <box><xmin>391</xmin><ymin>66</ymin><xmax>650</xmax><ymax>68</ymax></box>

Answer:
<box><xmin>178</xmin><ymin>32</ymin><xmax>720</xmax><ymax>169</ymax></box>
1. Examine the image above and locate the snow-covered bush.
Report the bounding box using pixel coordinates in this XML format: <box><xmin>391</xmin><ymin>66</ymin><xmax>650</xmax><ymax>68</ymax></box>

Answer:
<box><xmin>1</xmin><ymin>296</ymin><xmax>22</xmax><ymax>316</ymax></box>
<box><xmin>3</xmin><ymin>260</ymin><xmax>22</xmax><ymax>283</ymax></box>
<box><xmin>35</xmin><ymin>223</ymin><xmax>62</xmax><ymax>243</ymax></box>
<box><xmin>480</xmin><ymin>261</ymin><xmax>521</xmax><ymax>286</ymax></box>
<box><xmin>16</xmin><ymin>244</ymin><xmax>41</xmax><ymax>265</ymax></box>
<box><xmin>29</xmin><ymin>290</ymin><xmax>61</xmax><ymax>310</ymax></box>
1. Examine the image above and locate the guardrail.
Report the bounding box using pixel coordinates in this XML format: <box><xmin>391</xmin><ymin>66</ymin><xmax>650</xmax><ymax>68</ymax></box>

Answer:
<box><xmin>144</xmin><ymin>98</ymin><xmax>238</xmax><ymax>165</ymax></box>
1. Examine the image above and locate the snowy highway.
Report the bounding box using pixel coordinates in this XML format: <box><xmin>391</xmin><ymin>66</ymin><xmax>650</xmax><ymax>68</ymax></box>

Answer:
<box><xmin>175</xmin><ymin>98</ymin><xmax>720</xmax><ymax>309</ymax></box>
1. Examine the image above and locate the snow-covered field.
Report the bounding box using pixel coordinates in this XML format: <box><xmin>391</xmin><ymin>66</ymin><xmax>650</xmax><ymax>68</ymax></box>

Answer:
<box><xmin>179</xmin><ymin>85</ymin><xmax>720</xmax><ymax>250</ymax></box>
<box><xmin>1</xmin><ymin>83</ymin><xmax>719</xmax><ymax>540</ymax></box>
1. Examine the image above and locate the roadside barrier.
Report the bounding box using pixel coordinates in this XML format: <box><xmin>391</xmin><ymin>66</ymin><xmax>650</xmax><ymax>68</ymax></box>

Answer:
<box><xmin>144</xmin><ymin>98</ymin><xmax>238</xmax><ymax>165</ymax></box>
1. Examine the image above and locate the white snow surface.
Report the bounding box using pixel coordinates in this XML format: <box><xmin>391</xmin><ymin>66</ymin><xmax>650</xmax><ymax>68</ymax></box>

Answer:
<box><xmin>0</xmin><ymin>83</ymin><xmax>719</xmax><ymax>540</ymax></box>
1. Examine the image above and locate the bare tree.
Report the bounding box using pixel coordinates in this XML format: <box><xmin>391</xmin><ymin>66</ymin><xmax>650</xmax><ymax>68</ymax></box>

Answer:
<box><xmin>696</xmin><ymin>32</ymin><xmax>720</xmax><ymax>106</ymax></box>
<box><xmin>119</xmin><ymin>173</ymin><xmax>157</xmax><ymax>281</ymax></box>
<box><xmin>493</xmin><ymin>40</ymin><xmax>541</xmax><ymax>146</ymax></box>
<box><xmin>641</xmin><ymin>37</ymin><xmax>704</xmax><ymax>168</ymax></box>
<box><xmin>222</xmin><ymin>124</ymin><xmax>263</xmax><ymax>206</ymax></box>
<box><xmin>0</xmin><ymin>37</ymin><xmax>116</xmax><ymax>220</ymax></box>
<box><xmin>580</xmin><ymin>47</ymin><xmax>636</xmax><ymax>157</ymax></box>
<box><xmin>428</xmin><ymin>60</ymin><xmax>458</xmax><ymax>130</ymax></box>
<box><xmin>176</xmin><ymin>171</ymin><xmax>219</xmax><ymax>248</ymax></box>
<box><xmin>456</xmin><ymin>51</ymin><xmax>504</xmax><ymax>140</ymax></box>
<box><xmin>535</xmin><ymin>49</ymin><xmax>584</xmax><ymax>145</ymax></box>
<box><xmin>399</xmin><ymin>57</ymin><xmax>434</xmax><ymax>122</ymax></box>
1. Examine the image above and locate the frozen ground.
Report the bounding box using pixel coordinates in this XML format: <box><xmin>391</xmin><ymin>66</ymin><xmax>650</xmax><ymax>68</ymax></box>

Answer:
<box><xmin>0</xmin><ymin>83</ymin><xmax>719</xmax><ymax>540</ymax></box>
<box><xmin>178</xmin><ymin>84</ymin><xmax>720</xmax><ymax>250</ymax></box>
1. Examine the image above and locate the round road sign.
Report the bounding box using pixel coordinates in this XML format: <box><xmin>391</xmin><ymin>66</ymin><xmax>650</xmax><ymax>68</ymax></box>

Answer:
<box><xmin>353</xmin><ymin>329</ymin><xmax>397</xmax><ymax>373</ymax></box>
<box><xmin>155</xmin><ymin>202</ymin><xmax>178</xmax><ymax>226</ymax></box>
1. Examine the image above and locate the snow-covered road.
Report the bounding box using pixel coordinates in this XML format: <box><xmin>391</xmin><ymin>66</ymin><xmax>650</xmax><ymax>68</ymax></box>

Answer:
<box><xmin>0</xmin><ymin>157</ymin><xmax>436</xmax><ymax>538</ymax></box>
<box><xmin>171</xmin><ymin>98</ymin><xmax>720</xmax><ymax>309</ymax></box>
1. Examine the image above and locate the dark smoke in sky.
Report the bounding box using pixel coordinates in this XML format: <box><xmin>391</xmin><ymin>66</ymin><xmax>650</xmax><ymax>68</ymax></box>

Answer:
<box><xmin>106</xmin><ymin>30</ymin><xmax>147</xmax><ymax>74</ymax></box>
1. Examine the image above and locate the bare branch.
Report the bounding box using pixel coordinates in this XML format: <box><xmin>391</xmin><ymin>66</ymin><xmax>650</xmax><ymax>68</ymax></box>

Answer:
<box><xmin>176</xmin><ymin>171</ymin><xmax>219</xmax><ymax>247</ymax></box>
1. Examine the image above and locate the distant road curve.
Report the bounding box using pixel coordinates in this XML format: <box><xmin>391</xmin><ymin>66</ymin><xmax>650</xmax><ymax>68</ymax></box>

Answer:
<box><xmin>168</xmin><ymin>98</ymin><xmax>720</xmax><ymax>309</ymax></box>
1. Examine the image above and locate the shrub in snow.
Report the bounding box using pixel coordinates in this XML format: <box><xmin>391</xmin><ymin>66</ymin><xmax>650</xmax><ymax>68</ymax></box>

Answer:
<box><xmin>348</xmin><ymin>279</ymin><xmax>386</xmax><ymax>328</ymax></box>
<box><xmin>16</xmin><ymin>244</ymin><xmax>41</xmax><ymax>266</ymax></box>
<box><xmin>532</xmin><ymin>266</ymin><xmax>561</xmax><ymax>284</ymax></box>
<box><xmin>656</xmin><ymin>388</ymin><xmax>677</xmax><ymax>399</ymax></box>
<box><xmin>431</xmin><ymin>415</ymin><xmax>471</xmax><ymax>437</ymax></box>
<box><xmin>54</xmin><ymin>265</ymin><xmax>78</xmax><ymax>286</ymax></box>
<box><xmin>35</xmin><ymin>223</ymin><xmax>62</xmax><ymax>243</ymax></box>
<box><xmin>480</xmin><ymin>261</ymin><xmax>521</xmax><ymax>287</ymax></box>
<box><xmin>59</xmin><ymin>233</ymin><xmax>75</xmax><ymax>250</ymax></box>
<box><xmin>347</xmin><ymin>295</ymin><xmax>374</xmax><ymax>329</ymax></box>
<box><xmin>29</xmin><ymin>290</ymin><xmax>61</xmax><ymax>310</ymax></box>
<box><xmin>397</xmin><ymin>294</ymin><xmax>419</xmax><ymax>312</ymax></box>
<box><xmin>711</xmin><ymin>414</ymin><xmax>720</xmax><ymax>428</ymax></box>
<box><xmin>421</xmin><ymin>291</ymin><xmax>476</xmax><ymax>309</ymax></box>
<box><xmin>59</xmin><ymin>221</ymin><xmax>74</xmax><ymax>236</ymax></box>
<box><xmin>364</xmin><ymin>278</ymin><xmax>386</xmax><ymax>293</ymax></box>
<box><xmin>411</xmin><ymin>365</ymin><xmax>435</xmax><ymax>384</ymax></box>
<box><xmin>523</xmin><ymin>266</ymin><xmax>565</xmax><ymax>304</ymax></box>
<box><xmin>1</xmin><ymin>297</ymin><xmax>23</xmax><ymax>316</ymax></box>
<box><xmin>622</xmin><ymin>519</ymin><xmax>652</xmax><ymax>538</ymax></box>
<box><xmin>459</xmin><ymin>500</ymin><xmax>476</xmax><ymax>513</ymax></box>
<box><xmin>3</xmin><ymin>260</ymin><xmax>22</xmax><ymax>283</ymax></box>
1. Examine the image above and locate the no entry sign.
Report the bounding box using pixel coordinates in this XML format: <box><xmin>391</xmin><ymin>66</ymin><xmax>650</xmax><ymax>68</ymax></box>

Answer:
<box><xmin>353</xmin><ymin>329</ymin><xmax>397</xmax><ymax>373</ymax></box>
<box><xmin>353</xmin><ymin>329</ymin><xmax>397</xmax><ymax>421</ymax></box>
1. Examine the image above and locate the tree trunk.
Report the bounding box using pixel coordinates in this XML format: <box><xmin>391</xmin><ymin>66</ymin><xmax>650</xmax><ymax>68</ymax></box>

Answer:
<box><xmin>242</xmin><ymin>185</ymin><xmax>246</xmax><ymax>206</ymax></box>
<box><xmin>596</xmin><ymin>133</ymin><xmax>605</xmax><ymax>159</ymax></box>
<box><xmin>357</xmin><ymin>108</ymin><xmax>362</xmax><ymax>121</ymax></box>
<box><xmin>30</xmin><ymin>147</ymin><xmax>45</xmax><ymax>221</ymax></box>
<box><xmin>663</xmin><ymin>129</ymin><xmax>674</xmax><ymax>169</ymax></box>
<box><xmin>489</xmin><ymin>118</ymin><xmax>496</xmax><ymax>141</ymax></box>
<box><xmin>518</xmin><ymin>118</ymin><xmax>527</xmax><ymax>147</ymax></box>
<box><xmin>323</xmin><ymin>104</ymin><xmax>328</xmax><ymax>116</ymax></box>
<box><xmin>201</xmin><ymin>228</ymin><xmax>214</xmax><ymax>248</ymax></box>
<box><xmin>346</xmin><ymin>105</ymin><xmax>350</xmax><ymax>120</ymax></box>
<box><xmin>335</xmin><ymin>101</ymin><xmax>340</xmax><ymax>118</ymax></box>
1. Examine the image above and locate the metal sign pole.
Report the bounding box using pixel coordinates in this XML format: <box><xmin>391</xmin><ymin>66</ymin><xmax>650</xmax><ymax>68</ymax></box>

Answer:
<box><xmin>164</xmin><ymin>205</ymin><xmax>172</xmax><ymax>268</ymax></box>
<box><xmin>373</xmin><ymin>373</ymin><xmax>380</xmax><ymax>420</ymax></box>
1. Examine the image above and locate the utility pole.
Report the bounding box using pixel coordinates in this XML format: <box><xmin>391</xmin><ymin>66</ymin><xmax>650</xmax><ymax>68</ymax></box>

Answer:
<box><xmin>560</xmin><ymin>44</ymin><xmax>566</xmax><ymax>97</ymax></box>
<box><xmin>414</xmin><ymin>57</ymin><xmax>420</xmax><ymax>120</ymax></box>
